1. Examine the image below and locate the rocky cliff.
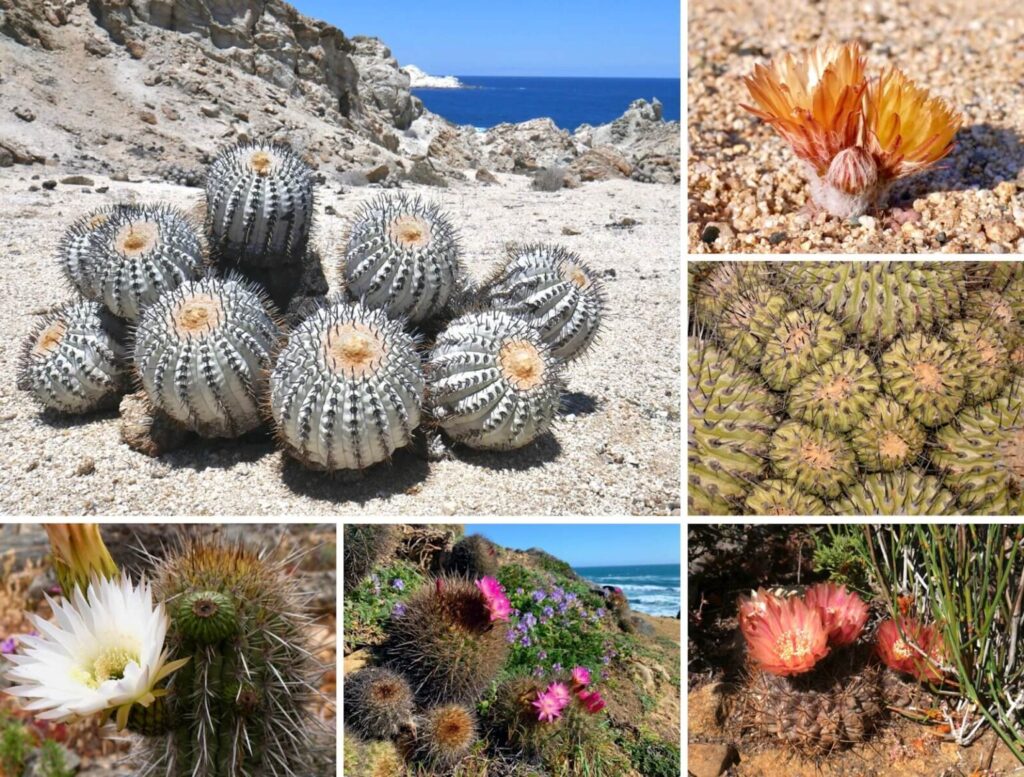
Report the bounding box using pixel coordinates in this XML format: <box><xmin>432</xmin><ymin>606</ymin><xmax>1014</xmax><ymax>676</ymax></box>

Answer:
<box><xmin>0</xmin><ymin>0</ymin><xmax>678</xmax><ymax>185</ymax></box>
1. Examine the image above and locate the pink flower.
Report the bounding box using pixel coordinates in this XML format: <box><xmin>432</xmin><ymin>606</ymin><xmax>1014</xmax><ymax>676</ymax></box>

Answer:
<box><xmin>577</xmin><ymin>689</ymin><xmax>606</xmax><ymax>714</ymax></box>
<box><xmin>545</xmin><ymin>682</ymin><xmax>571</xmax><ymax>706</ymax></box>
<box><xmin>476</xmin><ymin>576</ymin><xmax>512</xmax><ymax>622</ymax></box>
<box><xmin>570</xmin><ymin>666</ymin><xmax>591</xmax><ymax>688</ymax></box>
<box><xmin>876</xmin><ymin>617</ymin><xmax>945</xmax><ymax>683</ymax></box>
<box><xmin>742</xmin><ymin>595</ymin><xmax>830</xmax><ymax>676</ymax></box>
<box><xmin>532</xmin><ymin>689</ymin><xmax>566</xmax><ymax>723</ymax></box>
<box><xmin>804</xmin><ymin>582</ymin><xmax>869</xmax><ymax>647</ymax></box>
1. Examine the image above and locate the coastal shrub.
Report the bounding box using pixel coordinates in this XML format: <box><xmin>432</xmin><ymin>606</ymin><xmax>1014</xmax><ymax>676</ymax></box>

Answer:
<box><xmin>497</xmin><ymin>565</ymin><xmax>627</xmax><ymax>679</ymax></box>
<box><xmin>36</xmin><ymin>740</ymin><xmax>74</xmax><ymax>777</ymax></box>
<box><xmin>621</xmin><ymin>731</ymin><xmax>681</xmax><ymax>777</ymax></box>
<box><xmin>344</xmin><ymin>561</ymin><xmax>424</xmax><ymax>652</ymax></box>
<box><xmin>812</xmin><ymin>528</ymin><xmax>872</xmax><ymax>593</ymax></box>
<box><xmin>0</xmin><ymin>720</ymin><xmax>30</xmax><ymax>776</ymax></box>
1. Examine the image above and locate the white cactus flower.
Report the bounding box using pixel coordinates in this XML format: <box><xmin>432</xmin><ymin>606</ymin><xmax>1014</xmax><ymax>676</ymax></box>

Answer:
<box><xmin>3</xmin><ymin>573</ymin><xmax>189</xmax><ymax>730</ymax></box>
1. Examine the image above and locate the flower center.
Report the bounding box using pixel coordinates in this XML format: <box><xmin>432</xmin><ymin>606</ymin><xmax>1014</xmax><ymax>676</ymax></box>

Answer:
<box><xmin>324</xmin><ymin>323</ymin><xmax>385</xmax><ymax>377</ymax></box>
<box><xmin>891</xmin><ymin>638</ymin><xmax>914</xmax><ymax>660</ymax></box>
<box><xmin>116</xmin><ymin>222</ymin><xmax>159</xmax><ymax>256</ymax></box>
<box><xmin>249</xmin><ymin>150</ymin><xmax>273</xmax><ymax>176</ymax></box>
<box><xmin>775</xmin><ymin>629</ymin><xmax>814</xmax><ymax>660</ymax></box>
<box><xmin>388</xmin><ymin>215</ymin><xmax>431</xmax><ymax>248</ymax></box>
<box><xmin>75</xmin><ymin>645</ymin><xmax>140</xmax><ymax>688</ymax></box>
<box><xmin>174</xmin><ymin>295</ymin><xmax>223</xmax><ymax>338</ymax></box>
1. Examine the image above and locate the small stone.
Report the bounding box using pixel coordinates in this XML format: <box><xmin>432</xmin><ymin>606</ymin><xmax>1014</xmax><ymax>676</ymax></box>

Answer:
<box><xmin>139</xmin><ymin>111</ymin><xmax>158</xmax><ymax>125</ymax></box>
<box><xmin>75</xmin><ymin>458</ymin><xmax>96</xmax><ymax>476</ymax></box>
<box><xmin>41</xmin><ymin>180</ymin><xmax>57</xmax><ymax>190</ymax></box>
<box><xmin>200</xmin><ymin>104</ymin><xmax>220</xmax><ymax>118</ymax></box>
<box><xmin>365</xmin><ymin>164</ymin><xmax>389</xmax><ymax>183</ymax></box>
<box><xmin>475</xmin><ymin>167</ymin><xmax>498</xmax><ymax>184</ymax></box>
<box><xmin>859</xmin><ymin>216</ymin><xmax>877</xmax><ymax>231</ymax></box>
<box><xmin>61</xmin><ymin>175</ymin><xmax>94</xmax><ymax>186</ymax></box>
<box><xmin>161</xmin><ymin>105</ymin><xmax>180</xmax><ymax>121</ymax></box>
<box><xmin>995</xmin><ymin>181</ymin><xmax>1016</xmax><ymax>203</ymax></box>
<box><xmin>936</xmin><ymin>231</ymin><xmax>948</xmax><ymax>244</ymax></box>
<box><xmin>701</xmin><ymin>224</ymin><xmax>720</xmax><ymax>244</ymax></box>
<box><xmin>768</xmin><ymin>230</ymin><xmax>787</xmax><ymax>245</ymax></box>
<box><xmin>126</xmin><ymin>39</ymin><xmax>145</xmax><ymax>59</ymax></box>
<box><xmin>985</xmin><ymin>221</ymin><xmax>1021</xmax><ymax>244</ymax></box>
<box><xmin>561</xmin><ymin>226</ymin><xmax>581</xmax><ymax>236</ymax></box>
<box><xmin>13</xmin><ymin>106</ymin><xmax>35</xmax><ymax>122</ymax></box>
<box><xmin>96</xmin><ymin>186</ymin><xmax>109</xmax><ymax>193</ymax></box>
<box><xmin>324</xmin><ymin>204</ymin><xmax>337</xmax><ymax>216</ymax></box>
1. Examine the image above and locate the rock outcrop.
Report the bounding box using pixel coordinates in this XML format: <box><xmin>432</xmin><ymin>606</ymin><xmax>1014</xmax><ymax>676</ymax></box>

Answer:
<box><xmin>0</xmin><ymin>0</ymin><xmax>678</xmax><ymax>186</ymax></box>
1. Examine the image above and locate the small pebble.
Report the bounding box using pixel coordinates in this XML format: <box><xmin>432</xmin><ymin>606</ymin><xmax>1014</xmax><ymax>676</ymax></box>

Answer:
<box><xmin>700</xmin><ymin>225</ymin><xmax>720</xmax><ymax>243</ymax></box>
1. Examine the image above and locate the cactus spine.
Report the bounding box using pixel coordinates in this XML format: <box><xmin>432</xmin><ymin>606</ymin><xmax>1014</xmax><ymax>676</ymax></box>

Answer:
<box><xmin>17</xmin><ymin>300</ymin><xmax>127</xmax><ymax>414</ymax></box>
<box><xmin>133</xmin><ymin>277</ymin><xmax>282</xmax><ymax>438</ymax></box>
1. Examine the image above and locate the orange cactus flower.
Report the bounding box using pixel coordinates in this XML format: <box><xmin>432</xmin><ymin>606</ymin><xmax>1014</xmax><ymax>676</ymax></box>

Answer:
<box><xmin>742</xmin><ymin>595</ymin><xmax>830</xmax><ymax>676</ymax></box>
<box><xmin>741</xmin><ymin>42</ymin><xmax>962</xmax><ymax>217</ymax></box>
<box><xmin>876</xmin><ymin>617</ymin><xmax>945</xmax><ymax>683</ymax></box>
<box><xmin>741</xmin><ymin>42</ymin><xmax>867</xmax><ymax>175</ymax></box>
<box><xmin>737</xmin><ymin>587</ymin><xmax>777</xmax><ymax>636</ymax></box>
<box><xmin>863</xmin><ymin>68</ymin><xmax>962</xmax><ymax>181</ymax></box>
<box><xmin>804</xmin><ymin>582</ymin><xmax>869</xmax><ymax>647</ymax></box>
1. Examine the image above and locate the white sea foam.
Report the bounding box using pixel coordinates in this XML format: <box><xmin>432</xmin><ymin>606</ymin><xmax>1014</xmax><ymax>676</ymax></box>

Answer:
<box><xmin>403</xmin><ymin>64</ymin><xmax>463</xmax><ymax>89</ymax></box>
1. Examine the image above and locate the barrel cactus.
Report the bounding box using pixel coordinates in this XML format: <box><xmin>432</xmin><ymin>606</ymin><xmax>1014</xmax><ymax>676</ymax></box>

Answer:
<box><xmin>133</xmin><ymin>536</ymin><xmax>332</xmax><ymax>777</ymax></box>
<box><xmin>689</xmin><ymin>260</ymin><xmax>1024</xmax><ymax>515</ymax></box>
<box><xmin>269</xmin><ymin>298</ymin><xmax>424</xmax><ymax>470</ymax></box>
<box><xmin>17</xmin><ymin>300</ymin><xmax>127</xmax><ymax>414</ymax></box>
<box><xmin>205</xmin><ymin>140</ymin><xmax>315</xmax><ymax>267</ymax></box>
<box><xmin>427</xmin><ymin>311</ymin><xmax>564</xmax><ymax>450</ymax></box>
<box><xmin>382</xmin><ymin>575</ymin><xmax>509</xmax><ymax>704</ymax></box>
<box><xmin>133</xmin><ymin>277</ymin><xmax>282</xmax><ymax>438</ymax></box>
<box><xmin>341</xmin><ymin>193</ymin><xmax>463</xmax><ymax>324</ymax></box>
<box><xmin>343</xmin><ymin>667</ymin><xmax>414</xmax><ymax>739</ymax></box>
<box><xmin>65</xmin><ymin>204</ymin><xmax>204</xmax><ymax>321</ymax></box>
<box><xmin>484</xmin><ymin>244</ymin><xmax>606</xmax><ymax>361</ymax></box>
<box><xmin>410</xmin><ymin>704</ymin><xmax>478</xmax><ymax>768</ymax></box>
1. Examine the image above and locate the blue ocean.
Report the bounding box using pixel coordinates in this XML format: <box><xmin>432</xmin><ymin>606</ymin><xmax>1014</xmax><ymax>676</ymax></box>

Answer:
<box><xmin>574</xmin><ymin>563</ymin><xmax>680</xmax><ymax>618</ymax></box>
<box><xmin>413</xmin><ymin>76</ymin><xmax>681</xmax><ymax>131</ymax></box>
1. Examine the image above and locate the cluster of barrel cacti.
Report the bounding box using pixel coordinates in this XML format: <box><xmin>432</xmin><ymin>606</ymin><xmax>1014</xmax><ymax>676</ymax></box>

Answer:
<box><xmin>131</xmin><ymin>536</ymin><xmax>333</xmax><ymax>777</ymax></box>
<box><xmin>18</xmin><ymin>138</ymin><xmax>608</xmax><ymax>469</ymax></box>
<box><xmin>690</xmin><ymin>261</ymin><xmax>1024</xmax><ymax>515</ymax></box>
<box><xmin>735</xmin><ymin>583</ymin><xmax>946</xmax><ymax>758</ymax></box>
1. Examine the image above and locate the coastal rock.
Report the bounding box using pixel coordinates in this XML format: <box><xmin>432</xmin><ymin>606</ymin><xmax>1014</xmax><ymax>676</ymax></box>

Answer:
<box><xmin>350</xmin><ymin>35</ymin><xmax>423</xmax><ymax>130</ymax></box>
<box><xmin>576</xmin><ymin>98</ymin><xmax>680</xmax><ymax>184</ymax></box>
<box><xmin>568</xmin><ymin>146</ymin><xmax>633</xmax><ymax>181</ymax></box>
<box><xmin>0</xmin><ymin>0</ymin><xmax>64</xmax><ymax>50</ymax></box>
<box><xmin>402</xmin><ymin>64</ymin><xmax>462</xmax><ymax>89</ymax></box>
<box><xmin>477</xmin><ymin>117</ymin><xmax>581</xmax><ymax>172</ymax></box>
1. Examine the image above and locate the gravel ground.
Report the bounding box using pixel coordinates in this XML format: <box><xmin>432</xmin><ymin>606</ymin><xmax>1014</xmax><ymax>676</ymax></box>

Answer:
<box><xmin>0</xmin><ymin>173</ymin><xmax>680</xmax><ymax>516</ymax></box>
<box><xmin>688</xmin><ymin>0</ymin><xmax>1024</xmax><ymax>253</ymax></box>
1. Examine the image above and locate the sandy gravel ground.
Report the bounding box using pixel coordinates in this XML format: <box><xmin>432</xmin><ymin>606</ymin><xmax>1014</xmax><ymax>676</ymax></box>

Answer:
<box><xmin>688</xmin><ymin>0</ymin><xmax>1024</xmax><ymax>253</ymax></box>
<box><xmin>0</xmin><ymin>173</ymin><xmax>680</xmax><ymax>516</ymax></box>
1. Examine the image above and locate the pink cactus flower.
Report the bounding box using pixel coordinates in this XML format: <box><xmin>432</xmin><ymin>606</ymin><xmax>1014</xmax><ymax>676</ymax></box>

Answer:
<box><xmin>545</xmin><ymin>682</ymin><xmax>571</xmax><ymax>707</ymax></box>
<box><xmin>475</xmin><ymin>576</ymin><xmax>512</xmax><ymax>622</ymax></box>
<box><xmin>742</xmin><ymin>594</ymin><xmax>830</xmax><ymax>676</ymax></box>
<box><xmin>570</xmin><ymin>666</ymin><xmax>591</xmax><ymax>688</ymax></box>
<box><xmin>876</xmin><ymin>617</ymin><xmax>945</xmax><ymax>683</ymax></box>
<box><xmin>532</xmin><ymin>689</ymin><xmax>566</xmax><ymax>723</ymax></box>
<box><xmin>577</xmin><ymin>689</ymin><xmax>607</xmax><ymax>714</ymax></box>
<box><xmin>804</xmin><ymin>582</ymin><xmax>869</xmax><ymax>647</ymax></box>
<box><xmin>737</xmin><ymin>588</ymin><xmax>776</xmax><ymax>636</ymax></box>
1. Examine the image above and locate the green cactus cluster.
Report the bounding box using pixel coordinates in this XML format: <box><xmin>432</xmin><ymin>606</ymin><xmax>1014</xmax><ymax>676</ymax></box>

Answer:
<box><xmin>445</xmin><ymin>533</ymin><xmax>500</xmax><ymax>579</ymax></box>
<box><xmin>128</xmin><ymin>535</ymin><xmax>333</xmax><ymax>777</ymax></box>
<box><xmin>690</xmin><ymin>260</ymin><xmax>1024</xmax><ymax>515</ymax></box>
<box><xmin>19</xmin><ymin>137</ymin><xmax>610</xmax><ymax>469</ymax></box>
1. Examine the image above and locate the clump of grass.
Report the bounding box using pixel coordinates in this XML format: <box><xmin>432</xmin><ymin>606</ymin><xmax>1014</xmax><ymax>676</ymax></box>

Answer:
<box><xmin>344</xmin><ymin>560</ymin><xmax>424</xmax><ymax>652</ymax></box>
<box><xmin>621</xmin><ymin>730</ymin><xmax>680</xmax><ymax>777</ymax></box>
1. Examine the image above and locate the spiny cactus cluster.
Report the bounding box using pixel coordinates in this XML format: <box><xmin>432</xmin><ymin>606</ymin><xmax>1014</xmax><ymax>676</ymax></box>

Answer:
<box><xmin>690</xmin><ymin>260</ymin><xmax>1024</xmax><ymax>515</ymax></box>
<box><xmin>343</xmin><ymin>524</ymin><xmax>400</xmax><ymax>592</ymax></box>
<box><xmin>19</xmin><ymin>137</ymin><xmax>609</xmax><ymax>473</ymax></box>
<box><xmin>131</xmin><ymin>536</ymin><xmax>332</xmax><ymax>777</ymax></box>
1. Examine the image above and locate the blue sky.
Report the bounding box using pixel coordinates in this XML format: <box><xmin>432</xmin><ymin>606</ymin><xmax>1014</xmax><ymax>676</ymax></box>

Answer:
<box><xmin>462</xmin><ymin>525</ymin><xmax>680</xmax><ymax>567</ymax></box>
<box><xmin>292</xmin><ymin>0</ymin><xmax>680</xmax><ymax>78</ymax></box>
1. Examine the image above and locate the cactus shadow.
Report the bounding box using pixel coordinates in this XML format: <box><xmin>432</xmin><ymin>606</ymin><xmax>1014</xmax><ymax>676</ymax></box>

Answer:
<box><xmin>451</xmin><ymin>432</ymin><xmax>563</xmax><ymax>472</ymax></box>
<box><xmin>158</xmin><ymin>431</ymin><xmax>278</xmax><ymax>472</ymax></box>
<box><xmin>279</xmin><ymin>448</ymin><xmax>430</xmax><ymax>504</ymax></box>
<box><xmin>559</xmin><ymin>391</ymin><xmax>601</xmax><ymax>417</ymax></box>
<box><xmin>889</xmin><ymin>123</ymin><xmax>1024</xmax><ymax>203</ymax></box>
<box><xmin>36</xmin><ymin>405</ymin><xmax>121</xmax><ymax>429</ymax></box>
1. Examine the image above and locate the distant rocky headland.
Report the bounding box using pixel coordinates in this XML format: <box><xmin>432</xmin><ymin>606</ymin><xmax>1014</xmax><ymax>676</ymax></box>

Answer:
<box><xmin>0</xmin><ymin>0</ymin><xmax>679</xmax><ymax>186</ymax></box>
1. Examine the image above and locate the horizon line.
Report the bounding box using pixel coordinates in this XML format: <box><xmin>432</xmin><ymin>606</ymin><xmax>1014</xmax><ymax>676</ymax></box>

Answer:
<box><xmin>573</xmin><ymin>561</ymin><xmax>679</xmax><ymax>568</ymax></box>
<box><xmin>410</xmin><ymin>72</ymin><xmax>680</xmax><ymax>81</ymax></box>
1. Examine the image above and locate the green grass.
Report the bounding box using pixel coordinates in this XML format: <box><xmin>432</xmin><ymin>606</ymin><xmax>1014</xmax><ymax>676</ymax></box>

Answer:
<box><xmin>0</xmin><ymin>720</ymin><xmax>31</xmax><ymax>777</ymax></box>
<box><xmin>343</xmin><ymin>560</ymin><xmax>425</xmax><ymax>652</ymax></box>
<box><xmin>621</xmin><ymin>730</ymin><xmax>681</xmax><ymax>777</ymax></box>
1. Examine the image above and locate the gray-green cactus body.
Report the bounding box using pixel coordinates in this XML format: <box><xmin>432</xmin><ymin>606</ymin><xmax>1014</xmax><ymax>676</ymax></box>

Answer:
<box><xmin>58</xmin><ymin>205</ymin><xmax>132</xmax><ymax>300</ymax></box>
<box><xmin>133</xmin><ymin>277</ymin><xmax>282</xmax><ymax>437</ymax></box>
<box><xmin>205</xmin><ymin>140</ymin><xmax>315</xmax><ymax>267</ymax></box>
<box><xmin>427</xmin><ymin>311</ymin><xmax>563</xmax><ymax>450</ymax></box>
<box><xmin>68</xmin><ymin>204</ymin><xmax>204</xmax><ymax>321</ymax></box>
<box><xmin>341</xmin><ymin>194</ymin><xmax>462</xmax><ymax>324</ymax></box>
<box><xmin>270</xmin><ymin>298</ymin><xmax>424</xmax><ymax>470</ymax></box>
<box><xmin>485</xmin><ymin>244</ymin><xmax>606</xmax><ymax>361</ymax></box>
<box><xmin>17</xmin><ymin>300</ymin><xmax>127</xmax><ymax>414</ymax></box>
